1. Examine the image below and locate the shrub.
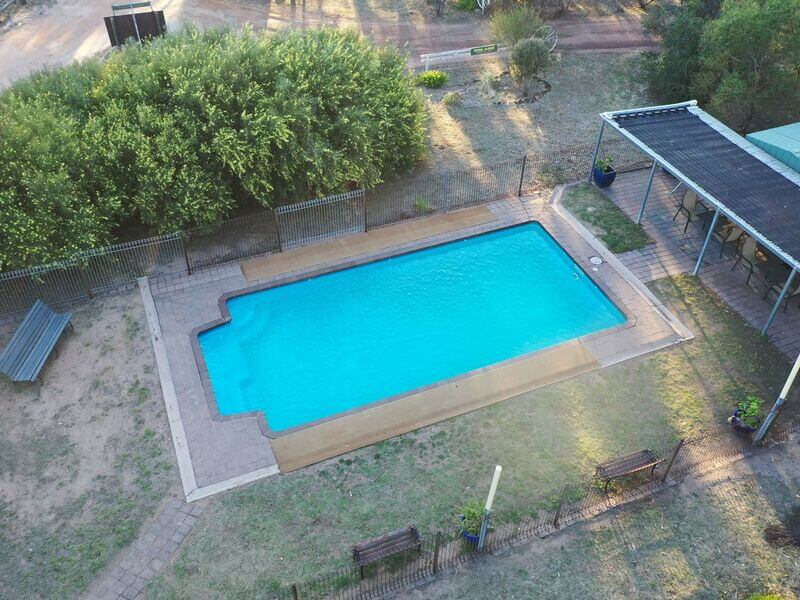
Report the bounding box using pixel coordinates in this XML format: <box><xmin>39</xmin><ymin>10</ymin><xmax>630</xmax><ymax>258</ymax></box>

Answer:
<box><xmin>441</xmin><ymin>91</ymin><xmax>462</xmax><ymax>106</ymax></box>
<box><xmin>510</xmin><ymin>37</ymin><xmax>555</xmax><ymax>96</ymax></box>
<box><xmin>477</xmin><ymin>72</ymin><xmax>500</xmax><ymax>100</ymax></box>
<box><xmin>453</xmin><ymin>0</ymin><xmax>475</xmax><ymax>11</ymax></box>
<box><xmin>736</xmin><ymin>394</ymin><xmax>764</xmax><ymax>429</ymax></box>
<box><xmin>0</xmin><ymin>27</ymin><xmax>427</xmax><ymax>269</ymax></box>
<box><xmin>416</xmin><ymin>70</ymin><xmax>449</xmax><ymax>88</ymax></box>
<box><xmin>595</xmin><ymin>156</ymin><xmax>614</xmax><ymax>173</ymax></box>
<box><xmin>489</xmin><ymin>6</ymin><xmax>544</xmax><ymax>47</ymax></box>
<box><xmin>458</xmin><ymin>500</ymin><xmax>484</xmax><ymax>536</ymax></box>
<box><xmin>413</xmin><ymin>197</ymin><xmax>433</xmax><ymax>213</ymax></box>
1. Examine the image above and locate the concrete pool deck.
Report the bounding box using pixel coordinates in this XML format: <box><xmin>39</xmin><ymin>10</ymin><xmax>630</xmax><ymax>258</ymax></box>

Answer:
<box><xmin>147</xmin><ymin>190</ymin><xmax>692</xmax><ymax>496</ymax></box>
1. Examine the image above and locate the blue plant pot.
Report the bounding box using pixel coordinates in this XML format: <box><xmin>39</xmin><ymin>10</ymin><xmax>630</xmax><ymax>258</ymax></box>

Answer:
<box><xmin>730</xmin><ymin>408</ymin><xmax>758</xmax><ymax>435</ymax></box>
<box><xmin>461</xmin><ymin>530</ymin><xmax>479</xmax><ymax>544</ymax></box>
<box><xmin>593</xmin><ymin>166</ymin><xmax>617</xmax><ymax>188</ymax></box>
<box><xmin>458</xmin><ymin>515</ymin><xmax>480</xmax><ymax>544</ymax></box>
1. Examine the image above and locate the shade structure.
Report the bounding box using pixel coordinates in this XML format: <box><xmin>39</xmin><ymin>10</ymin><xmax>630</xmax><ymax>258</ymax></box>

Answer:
<box><xmin>598</xmin><ymin>101</ymin><xmax>800</xmax><ymax>271</ymax></box>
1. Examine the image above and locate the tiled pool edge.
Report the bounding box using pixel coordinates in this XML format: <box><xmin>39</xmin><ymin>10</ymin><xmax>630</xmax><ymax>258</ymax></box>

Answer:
<box><xmin>190</xmin><ymin>221</ymin><xmax>638</xmax><ymax>439</ymax></box>
<box><xmin>138</xmin><ymin>277</ymin><xmax>280</xmax><ymax>502</ymax></box>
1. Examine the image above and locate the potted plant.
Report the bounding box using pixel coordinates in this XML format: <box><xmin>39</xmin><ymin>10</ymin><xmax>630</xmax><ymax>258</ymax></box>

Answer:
<box><xmin>457</xmin><ymin>500</ymin><xmax>484</xmax><ymax>544</ymax></box>
<box><xmin>729</xmin><ymin>394</ymin><xmax>764</xmax><ymax>434</ymax></box>
<box><xmin>592</xmin><ymin>156</ymin><xmax>617</xmax><ymax>188</ymax></box>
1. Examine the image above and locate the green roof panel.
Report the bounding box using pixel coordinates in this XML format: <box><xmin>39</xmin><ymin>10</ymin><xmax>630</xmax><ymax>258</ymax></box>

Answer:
<box><xmin>746</xmin><ymin>122</ymin><xmax>800</xmax><ymax>174</ymax></box>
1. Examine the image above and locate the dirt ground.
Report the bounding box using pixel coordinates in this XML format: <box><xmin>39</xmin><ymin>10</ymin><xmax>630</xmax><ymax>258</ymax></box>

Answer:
<box><xmin>0</xmin><ymin>0</ymin><xmax>656</xmax><ymax>88</ymax></box>
<box><xmin>423</xmin><ymin>50</ymin><xmax>649</xmax><ymax>169</ymax></box>
<box><xmin>0</xmin><ymin>292</ymin><xmax>178</xmax><ymax>599</ymax></box>
<box><xmin>405</xmin><ymin>439</ymin><xmax>800</xmax><ymax>599</ymax></box>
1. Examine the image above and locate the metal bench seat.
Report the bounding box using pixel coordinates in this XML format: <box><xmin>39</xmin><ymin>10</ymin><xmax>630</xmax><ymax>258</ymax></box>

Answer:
<box><xmin>0</xmin><ymin>300</ymin><xmax>72</xmax><ymax>383</ymax></box>
<box><xmin>595</xmin><ymin>449</ymin><xmax>660</xmax><ymax>493</ymax></box>
<box><xmin>352</xmin><ymin>525</ymin><xmax>421</xmax><ymax>578</ymax></box>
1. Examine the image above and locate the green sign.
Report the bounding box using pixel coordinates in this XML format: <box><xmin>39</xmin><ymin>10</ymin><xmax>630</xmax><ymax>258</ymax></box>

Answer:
<box><xmin>470</xmin><ymin>44</ymin><xmax>498</xmax><ymax>56</ymax></box>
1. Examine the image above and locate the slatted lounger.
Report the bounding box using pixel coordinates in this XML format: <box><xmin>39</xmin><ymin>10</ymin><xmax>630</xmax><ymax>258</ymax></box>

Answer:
<box><xmin>0</xmin><ymin>300</ymin><xmax>73</xmax><ymax>383</ymax></box>
<box><xmin>352</xmin><ymin>525</ymin><xmax>422</xmax><ymax>578</ymax></box>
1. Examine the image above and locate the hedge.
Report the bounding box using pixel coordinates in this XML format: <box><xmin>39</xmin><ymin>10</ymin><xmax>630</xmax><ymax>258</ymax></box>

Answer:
<box><xmin>0</xmin><ymin>27</ymin><xmax>427</xmax><ymax>269</ymax></box>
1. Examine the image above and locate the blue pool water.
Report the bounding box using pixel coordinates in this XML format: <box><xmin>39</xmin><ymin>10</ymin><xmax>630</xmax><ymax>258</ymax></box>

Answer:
<box><xmin>199</xmin><ymin>223</ymin><xmax>626</xmax><ymax>432</ymax></box>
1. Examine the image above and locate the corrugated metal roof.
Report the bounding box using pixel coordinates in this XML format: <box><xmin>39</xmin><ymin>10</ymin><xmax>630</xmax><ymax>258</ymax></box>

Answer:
<box><xmin>604</xmin><ymin>104</ymin><xmax>800</xmax><ymax>269</ymax></box>
<box><xmin>747</xmin><ymin>122</ymin><xmax>800</xmax><ymax>174</ymax></box>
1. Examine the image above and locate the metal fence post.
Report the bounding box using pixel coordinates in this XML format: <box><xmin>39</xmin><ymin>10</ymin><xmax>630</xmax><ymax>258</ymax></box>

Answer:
<box><xmin>553</xmin><ymin>486</ymin><xmax>567</xmax><ymax>529</ymax></box>
<box><xmin>517</xmin><ymin>154</ymin><xmax>527</xmax><ymax>197</ymax></box>
<box><xmin>661</xmin><ymin>438</ymin><xmax>685</xmax><ymax>483</ymax></box>
<box><xmin>432</xmin><ymin>530</ymin><xmax>441</xmax><ymax>574</ymax></box>
<box><xmin>360</xmin><ymin>189</ymin><xmax>367</xmax><ymax>233</ymax></box>
<box><xmin>180</xmin><ymin>233</ymin><xmax>192</xmax><ymax>275</ymax></box>
<box><xmin>291</xmin><ymin>583</ymin><xmax>299</xmax><ymax>600</ymax></box>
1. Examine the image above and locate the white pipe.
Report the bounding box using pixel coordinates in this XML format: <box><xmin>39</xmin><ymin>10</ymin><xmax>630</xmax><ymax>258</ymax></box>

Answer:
<box><xmin>755</xmin><ymin>350</ymin><xmax>800</xmax><ymax>442</ymax></box>
<box><xmin>485</xmin><ymin>465</ymin><xmax>502</xmax><ymax>511</ymax></box>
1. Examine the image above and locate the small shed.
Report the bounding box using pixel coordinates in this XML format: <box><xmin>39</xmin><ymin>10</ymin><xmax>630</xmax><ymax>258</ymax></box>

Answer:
<box><xmin>747</xmin><ymin>122</ymin><xmax>800</xmax><ymax>175</ymax></box>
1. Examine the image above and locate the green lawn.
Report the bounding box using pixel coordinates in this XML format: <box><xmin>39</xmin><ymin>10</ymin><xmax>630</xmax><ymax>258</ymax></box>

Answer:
<box><xmin>408</xmin><ymin>444</ymin><xmax>800</xmax><ymax>599</ymax></box>
<box><xmin>146</xmin><ymin>275</ymin><xmax>793</xmax><ymax>598</ymax></box>
<box><xmin>562</xmin><ymin>182</ymin><xmax>652</xmax><ymax>253</ymax></box>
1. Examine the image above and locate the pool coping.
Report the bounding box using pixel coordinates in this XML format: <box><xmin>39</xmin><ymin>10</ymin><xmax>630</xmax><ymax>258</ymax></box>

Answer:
<box><xmin>189</xmin><ymin>220</ymin><xmax>638</xmax><ymax>439</ymax></box>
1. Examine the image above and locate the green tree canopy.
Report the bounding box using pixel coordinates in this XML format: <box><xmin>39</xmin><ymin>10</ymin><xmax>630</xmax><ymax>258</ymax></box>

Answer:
<box><xmin>0</xmin><ymin>27</ymin><xmax>426</xmax><ymax>270</ymax></box>
<box><xmin>644</xmin><ymin>0</ymin><xmax>800</xmax><ymax>133</ymax></box>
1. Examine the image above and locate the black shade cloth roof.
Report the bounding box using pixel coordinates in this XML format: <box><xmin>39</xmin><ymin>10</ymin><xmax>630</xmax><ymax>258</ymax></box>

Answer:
<box><xmin>609</xmin><ymin>106</ymin><xmax>800</xmax><ymax>268</ymax></box>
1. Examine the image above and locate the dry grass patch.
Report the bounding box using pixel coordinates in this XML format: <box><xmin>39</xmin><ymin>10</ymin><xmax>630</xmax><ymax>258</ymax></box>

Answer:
<box><xmin>0</xmin><ymin>292</ymin><xmax>177</xmax><ymax>599</ymax></box>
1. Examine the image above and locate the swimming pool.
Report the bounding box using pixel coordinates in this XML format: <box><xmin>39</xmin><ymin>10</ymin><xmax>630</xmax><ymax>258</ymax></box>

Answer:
<box><xmin>198</xmin><ymin>223</ymin><xmax>626</xmax><ymax>433</ymax></box>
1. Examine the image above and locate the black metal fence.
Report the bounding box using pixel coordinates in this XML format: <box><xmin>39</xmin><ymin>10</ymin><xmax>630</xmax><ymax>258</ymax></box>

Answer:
<box><xmin>249</xmin><ymin>422</ymin><xmax>793</xmax><ymax>600</ymax></box>
<box><xmin>0</xmin><ymin>137</ymin><xmax>648</xmax><ymax>318</ymax></box>
<box><xmin>0</xmin><ymin>234</ymin><xmax>185</xmax><ymax>316</ymax></box>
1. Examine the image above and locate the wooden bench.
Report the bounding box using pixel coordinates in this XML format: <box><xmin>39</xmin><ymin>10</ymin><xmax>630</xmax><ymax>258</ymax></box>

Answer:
<box><xmin>595</xmin><ymin>449</ymin><xmax>661</xmax><ymax>493</ymax></box>
<box><xmin>0</xmin><ymin>300</ymin><xmax>72</xmax><ymax>383</ymax></box>
<box><xmin>352</xmin><ymin>525</ymin><xmax>422</xmax><ymax>578</ymax></box>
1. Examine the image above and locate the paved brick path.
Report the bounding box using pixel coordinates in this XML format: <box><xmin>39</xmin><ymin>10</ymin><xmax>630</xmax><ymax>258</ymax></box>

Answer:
<box><xmin>84</xmin><ymin>498</ymin><xmax>203</xmax><ymax>600</ymax></box>
<box><xmin>602</xmin><ymin>169</ymin><xmax>800</xmax><ymax>358</ymax></box>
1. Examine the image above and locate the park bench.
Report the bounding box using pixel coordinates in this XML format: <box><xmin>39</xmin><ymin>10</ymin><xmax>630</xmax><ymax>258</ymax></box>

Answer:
<box><xmin>595</xmin><ymin>449</ymin><xmax>661</xmax><ymax>493</ymax></box>
<box><xmin>0</xmin><ymin>300</ymin><xmax>72</xmax><ymax>383</ymax></box>
<box><xmin>352</xmin><ymin>525</ymin><xmax>422</xmax><ymax>578</ymax></box>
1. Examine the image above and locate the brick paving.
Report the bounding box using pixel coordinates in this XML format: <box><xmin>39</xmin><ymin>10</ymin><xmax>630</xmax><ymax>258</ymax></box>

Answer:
<box><xmin>602</xmin><ymin>169</ymin><xmax>800</xmax><ymax>357</ymax></box>
<box><xmin>84</xmin><ymin>498</ymin><xmax>203</xmax><ymax>600</ymax></box>
<box><xmin>153</xmin><ymin>273</ymin><xmax>279</xmax><ymax>489</ymax></box>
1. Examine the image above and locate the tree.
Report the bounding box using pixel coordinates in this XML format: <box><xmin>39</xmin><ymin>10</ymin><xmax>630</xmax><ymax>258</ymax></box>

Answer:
<box><xmin>510</xmin><ymin>37</ymin><xmax>555</xmax><ymax>97</ymax></box>
<box><xmin>641</xmin><ymin>4</ymin><xmax>706</xmax><ymax>101</ymax></box>
<box><xmin>644</xmin><ymin>0</ymin><xmax>800</xmax><ymax>133</ymax></box>
<box><xmin>695</xmin><ymin>0</ymin><xmax>800</xmax><ymax>132</ymax></box>
<box><xmin>0</xmin><ymin>27</ymin><xmax>427</xmax><ymax>269</ymax></box>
